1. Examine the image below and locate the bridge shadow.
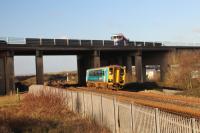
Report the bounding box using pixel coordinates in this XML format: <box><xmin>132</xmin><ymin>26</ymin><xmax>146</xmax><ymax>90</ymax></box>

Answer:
<box><xmin>122</xmin><ymin>82</ymin><xmax>160</xmax><ymax>92</ymax></box>
<box><xmin>15</xmin><ymin>82</ymin><xmax>29</xmax><ymax>92</ymax></box>
<box><xmin>63</xmin><ymin>84</ymin><xmax>79</xmax><ymax>88</ymax></box>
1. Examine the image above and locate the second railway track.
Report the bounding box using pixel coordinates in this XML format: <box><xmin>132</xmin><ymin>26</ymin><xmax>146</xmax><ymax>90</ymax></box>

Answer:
<box><xmin>67</xmin><ymin>86</ymin><xmax>200</xmax><ymax>118</ymax></box>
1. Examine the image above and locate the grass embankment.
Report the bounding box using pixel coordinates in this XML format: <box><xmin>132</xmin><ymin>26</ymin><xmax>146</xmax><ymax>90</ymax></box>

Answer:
<box><xmin>0</xmin><ymin>94</ymin><xmax>23</xmax><ymax>108</ymax></box>
<box><xmin>0</xmin><ymin>93</ymin><xmax>109</xmax><ymax>133</ymax></box>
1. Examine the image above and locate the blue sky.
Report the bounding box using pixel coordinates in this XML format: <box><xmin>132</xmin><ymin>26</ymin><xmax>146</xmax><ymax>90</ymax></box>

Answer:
<box><xmin>1</xmin><ymin>0</ymin><xmax>200</xmax><ymax>75</ymax></box>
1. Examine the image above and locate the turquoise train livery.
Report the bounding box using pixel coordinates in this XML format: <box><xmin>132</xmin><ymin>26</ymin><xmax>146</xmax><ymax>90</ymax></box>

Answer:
<box><xmin>86</xmin><ymin>65</ymin><xmax>126</xmax><ymax>89</ymax></box>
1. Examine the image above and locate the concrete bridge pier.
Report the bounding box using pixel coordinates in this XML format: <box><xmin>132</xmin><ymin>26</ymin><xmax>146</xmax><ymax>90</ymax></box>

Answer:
<box><xmin>91</xmin><ymin>50</ymin><xmax>100</xmax><ymax>68</ymax></box>
<box><xmin>77</xmin><ymin>54</ymin><xmax>93</xmax><ymax>86</ymax></box>
<box><xmin>6</xmin><ymin>51</ymin><xmax>15</xmax><ymax>94</ymax></box>
<box><xmin>77</xmin><ymin>55</ymin><xmax>84</xmax><ymax>86</ymax></box>
<box><xmin>0</xmin><ymin>54</ymin><xmax>5</xmax><ymax>95</ymax></box>
<box><xmin>125</xmin><ymin>54</ymin><xmax>133</xmax><ymax>82</ymax></box>
<box><xmin>142</xmin><ymin>65</ymin><xmax>146</xmax><ymax>82</ymax></box>
<box><xmin>160</xmin><ymin>55</ymin><xmax>168</xmax><ymax>82</ymax></box>
<box><xmin>135</xmin><ymin>51</ymin><xmax>145</xmax><ymax>82</ymax></box>
<box><xmin>35</xmin><ymin>51</ymin><xmax>44</xmax><ymax>85</ymax></box>
<box><xmin>0</xmin><ymin>51</ymin><xmax>15</xmax><ymax>95</ymax></box>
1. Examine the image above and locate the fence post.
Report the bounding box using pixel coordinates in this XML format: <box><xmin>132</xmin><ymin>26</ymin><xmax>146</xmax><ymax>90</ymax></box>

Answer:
<box><xmin>76</xmin><ymin>92</ymin><xmax>78</xmax><ymax>113</ymax></box>
<box><xmin>100</xmin><ymin>94</ymin><xmax>103</xmax><ymax>126</ymax></box>
<box><xmin>91</xmin><ymin>92</ymin><xmax>94</xmax><ymax>118</ymax></box>
<box><xmin>155</xmin><ymin>108</ymin><xmax>161</xmax><ymax>133</ymax></box>
<box><xmin>113</xmin><ymin>97</ymin><xmax>117</xmax><ymax>133</ymax></box>
<box><xmin>71</xmin><ymin>91</ymin><xmax>73</xmax><ymax>111</ymax></box>
<box><xmin>83</xmin><ymin>91</ymin><xmax>85</xmax><ymax>117</ymax></box>
<box><xmin>16</xmin><ymin>88</ymin><xmax>20</xmax><ymax>102</ymax></box>
<box><xmin>191</xmin><ymin>118</ymin><xmax>196</xmax><ymax>133</ymax></box>
<box><xmin>131</xmin><ymin>103</ymin><xmax>135</xmax><ymax>133</ymax></box>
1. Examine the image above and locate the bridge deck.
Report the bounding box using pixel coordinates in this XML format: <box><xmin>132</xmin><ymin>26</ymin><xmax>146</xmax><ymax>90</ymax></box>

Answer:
<box><xmin>0</xmin><ymin>38</ymin><xmax>200</xmax><ymax>55</ymax></box>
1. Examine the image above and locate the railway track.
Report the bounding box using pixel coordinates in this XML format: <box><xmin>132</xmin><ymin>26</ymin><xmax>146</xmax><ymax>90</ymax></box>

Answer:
<box><xmin>67</xmin><ymin>87</ymin><xmax>200</xmax><ymax>118</ymax></box>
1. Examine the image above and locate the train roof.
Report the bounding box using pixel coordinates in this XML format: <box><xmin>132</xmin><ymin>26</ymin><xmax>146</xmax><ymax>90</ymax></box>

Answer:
<box><xmin>87</xmin><ymin>65</ymin><xmax>124</xmax><ymax>71</ymax></box>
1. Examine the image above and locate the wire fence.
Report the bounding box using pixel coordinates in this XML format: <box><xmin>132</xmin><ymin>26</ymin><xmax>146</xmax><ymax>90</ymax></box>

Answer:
<box><xmin>29</xmin><ymin>85</ymin><xmax>200</xmax><ymax>133</ymax></box>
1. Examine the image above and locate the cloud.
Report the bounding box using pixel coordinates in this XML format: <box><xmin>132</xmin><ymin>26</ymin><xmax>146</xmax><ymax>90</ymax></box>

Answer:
<box><xmin>192</xmin><ymin>27</ymin><xmax>200</xmax><ymax>33</ymax></box>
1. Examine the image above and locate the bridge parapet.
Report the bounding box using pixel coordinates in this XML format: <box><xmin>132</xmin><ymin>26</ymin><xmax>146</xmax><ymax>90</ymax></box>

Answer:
<box><xmin>0</xmin><ymin>37</ymin><xmax>25</xmax><ymax>44</ymax></box>
<box><xmin>0</xmin><ymin>37</ymin><xmax>163</xmax><ymax>47</ymax></box>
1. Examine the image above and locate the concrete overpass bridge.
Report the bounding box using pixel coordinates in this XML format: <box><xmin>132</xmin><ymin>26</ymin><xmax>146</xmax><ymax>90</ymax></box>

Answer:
<box><xmin>0</xmin><ymin>37</ymin><xmax>199</xmax><ymax>95</ymax></box>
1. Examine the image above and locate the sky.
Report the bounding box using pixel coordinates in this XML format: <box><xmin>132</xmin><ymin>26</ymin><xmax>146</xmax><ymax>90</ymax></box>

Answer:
<box><xmin>1</xmin><ymin>0</ymin><xmax>200</xmax><ymax>75</ymax></box>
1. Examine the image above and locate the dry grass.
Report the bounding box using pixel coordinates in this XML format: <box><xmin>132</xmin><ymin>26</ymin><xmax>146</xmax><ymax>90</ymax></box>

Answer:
<box><xmin>0</xmin><ymin>94</ymin><xmax>25</xmax><ymax>107</ymax></box>
<box><xmin>164</xmin><ymin>51</ymin><xmax>200</xmax><ymax>97</ymax></box>
<box><xmin>0</xmin><ymin>92</ymin><xmax>110</xmax><ymax>133</ymax></box>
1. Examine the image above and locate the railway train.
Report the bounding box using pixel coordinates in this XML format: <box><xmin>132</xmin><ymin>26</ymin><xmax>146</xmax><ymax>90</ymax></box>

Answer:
<box><xmin>86</xmin><ymin>65</ymin><xmax>126</xmax><ymax>89</ymax></box>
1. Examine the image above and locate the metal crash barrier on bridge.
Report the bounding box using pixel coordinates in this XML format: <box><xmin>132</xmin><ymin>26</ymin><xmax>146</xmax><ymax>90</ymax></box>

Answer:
<box><xmin>2</xmin><ymin>37</ymin><xmax>200</xmax><ymax>47</ymax></box>
<box><xmin>0</xmin><ymin>37</ymin><xmax>163</xmax><ymax>47</ymax></box>
<box><xmin>29</xmin><ymin>85</ymin><xmax>200</xmax><ymax>133</ymax></box>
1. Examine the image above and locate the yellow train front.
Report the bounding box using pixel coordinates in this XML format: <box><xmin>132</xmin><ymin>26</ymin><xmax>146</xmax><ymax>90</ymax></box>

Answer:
<box><xmin>86</xmin><ymin>65</ymin><xmax>126</xmax><ymax>89</ymax></box>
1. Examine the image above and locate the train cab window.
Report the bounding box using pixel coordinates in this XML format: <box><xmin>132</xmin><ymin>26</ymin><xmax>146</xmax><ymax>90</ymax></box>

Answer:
<box><xmin>109</xmin><ymin>68</ymin><xmax>113</xmax><ymax>75</ymax></box>
<box><xmin>120</xmin><ymin>68</ymin><xmax>124</xmax><ymax>75</ymax></box>
<box><xmin>89</xmin><ymin>70</ymin><xmax>104</xmax><ymax>76</ymax></box>
<box><xmin>99</xmin><ymin>70</ymin><xmax>104</xmax><ymax>76</ymax></box>
<box><xmin>89</xmin><ymin>71</ymin><xmax>94</xmax><ymax>76</ymax></box>
<box><xmin>97</xmin><ymin>70</ymin><xmax>102</xmax><ymax>76</ymax></box>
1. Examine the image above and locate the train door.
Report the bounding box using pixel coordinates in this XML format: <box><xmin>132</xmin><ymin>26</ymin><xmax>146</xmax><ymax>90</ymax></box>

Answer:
<box><xmin>108</xmin><ymin>67</ymin><xmax>114</xmax><ymax>85</ymax></box>
<box><xmin>113</xmin><ymin>67</ymin><xmax>120</xmax><ymax>85</ymax></box>
<box><xmin>0</xmin><ymin>58</ymin><xmax>5</xmax><ymax>95</ymax></box>
<box><xmin>120</xmin><ymin>67</ymin><xmax>126</xmax><ymax>85</ymax></box>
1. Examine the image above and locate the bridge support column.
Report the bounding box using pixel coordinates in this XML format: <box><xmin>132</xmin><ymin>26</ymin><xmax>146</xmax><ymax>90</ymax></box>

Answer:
<box><xmin>6</xmin><ymin>52</ymin><xmax>15</xmax><ymax>94</ymax></box>
<box><xmin>125</xmin><ymin>54</ymin><xmax>133</xmax><ymax>82</ymax></box>
<box><xmin>0</xmin><ymin>54</ymin><xmax>6</xmax><ymax>95</ymax></box>
<box><xmin>135</xmin><ymin>51</ymin><xmax>144</xmax><ymax>82</ymax></box>
<box><xmin>91</xmin><ymin>51</ymin><xmax>100</xmax><ymax>68</ymax></box>
<box><xmin>35</xmin><ymin>51</ymin><xmax>44</xmax><ymax>85</ymax></box>
<box><xmin>160</xmin><ymin>59</ymin><xmax>168</xmax><ymax>82</ymax></box>
<box><xmin>77</xmin><ymin>55</ymin><xmax>90</xmax><ymax>86</ymax></box>
<box><xmin>142</xmin><ymin>65</ymin><xmax>146</xmax><ymax>82</ymax></box>
<box><xmin>0</xmin><ymin>51</ymin><xmax>15</xmax><ymax>95</ymax></box>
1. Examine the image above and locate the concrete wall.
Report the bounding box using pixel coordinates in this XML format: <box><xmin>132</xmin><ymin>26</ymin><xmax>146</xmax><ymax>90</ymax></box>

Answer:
<box><xmin>29</xmin><ymin>85</ymin><xmax>200</xmax><ymax>133</ymax></box>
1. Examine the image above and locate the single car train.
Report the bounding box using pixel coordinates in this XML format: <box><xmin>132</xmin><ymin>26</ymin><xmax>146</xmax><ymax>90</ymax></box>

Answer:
<box><xmin>86</xmin><ymin>65</ymin><xmax>126</xmax><ymax>89</ymax></box>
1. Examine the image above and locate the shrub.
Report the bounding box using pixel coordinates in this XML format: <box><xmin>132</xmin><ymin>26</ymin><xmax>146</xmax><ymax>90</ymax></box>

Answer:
<box><xmin>165</xmin><ymin>50</ymin><xmax>200</xmax><ymax>90</ymax></box>
<box><xmin>0</xmin><ymin>91</ymin><xmax>110</xmax><ymax>133</ymax></box>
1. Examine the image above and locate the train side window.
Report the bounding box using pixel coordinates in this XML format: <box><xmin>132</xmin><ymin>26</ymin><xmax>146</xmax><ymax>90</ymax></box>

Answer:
<box><xmin>94</xmin><ymin>70</ymin><xmax>98</xmax><ymax>76</ymax></box>
<box><xmin>98</xmin><ymin>70</ymin><xmax>101</xmax><ymax>76</ymax></box>
<box><xmin>89</xmin><ymin>71</ymin><xmax>94</xmax><ymax>76</ymax></box>
<box><xmin>97</xmin><ymin>70</ymin><xmax>104</xmax><ymax>76</ymax></box>
<box><xmin>102</xmin><ymin>70</ymin><xmax>104</xmax><ymax>76</ymax></box>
